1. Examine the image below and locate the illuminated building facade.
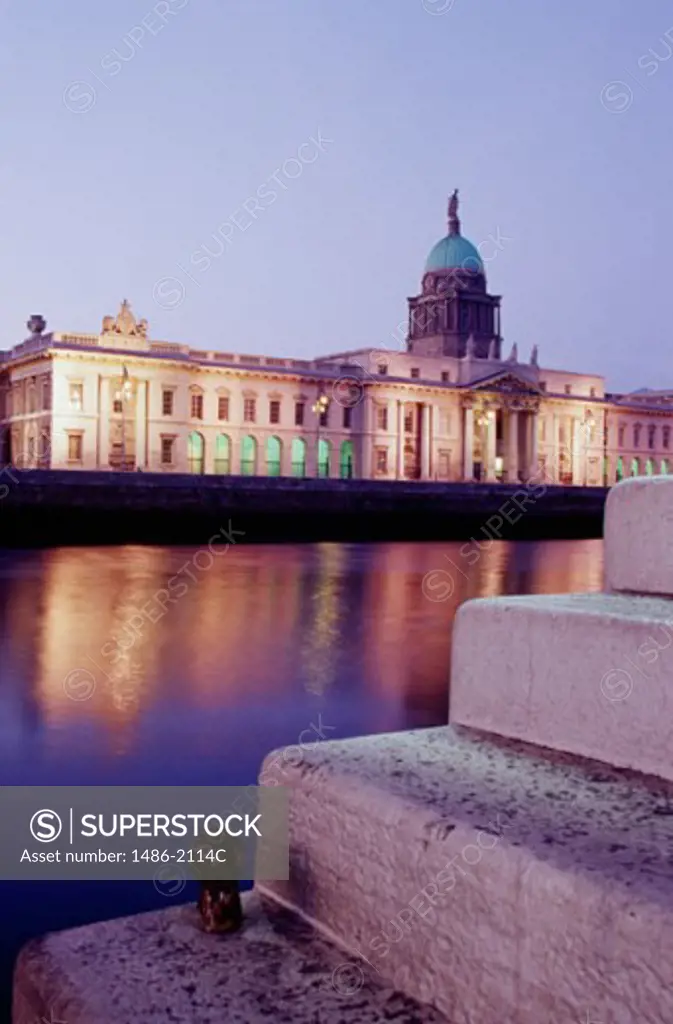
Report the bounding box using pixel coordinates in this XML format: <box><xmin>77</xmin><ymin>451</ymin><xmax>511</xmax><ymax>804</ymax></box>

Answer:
<box><xmin>1</xmin><ymin>195</ymin><xmax>671</xmax><ymax>485</ymax></box>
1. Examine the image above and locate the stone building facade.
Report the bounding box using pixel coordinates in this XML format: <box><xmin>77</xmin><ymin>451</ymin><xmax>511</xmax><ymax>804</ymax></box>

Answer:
<box><xmin>1</xmin><ymin>197</ymin><xmax>671</xmax><ymax>486</ymax></box>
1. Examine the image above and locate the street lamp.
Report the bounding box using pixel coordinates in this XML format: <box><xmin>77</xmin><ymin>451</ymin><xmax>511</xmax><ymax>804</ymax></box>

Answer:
<box><xmin>312</xmin><ymin>392</ymin><xmax>330</xmax><ymax>477</ymax></box>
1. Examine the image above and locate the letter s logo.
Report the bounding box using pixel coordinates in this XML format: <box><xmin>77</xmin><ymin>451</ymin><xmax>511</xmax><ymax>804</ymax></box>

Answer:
<box><xmin>30</xmin><ymin>809</ymin><xmax>63</xmax><ymax>843</ymax></box>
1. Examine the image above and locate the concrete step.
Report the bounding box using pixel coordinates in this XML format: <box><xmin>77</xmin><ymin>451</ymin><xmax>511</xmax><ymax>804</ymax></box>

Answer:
<box><xmin>260</xmin><ymin>725</ymin><xmax>673</xmax><ymax>1024</ymax></box>
<box><xmin>451</xmin><ymin>591</ymin><xmax>673</xmax><ymax>780</ymax></box>
<box><xmin>605</xmin><ymin>475</ymin><xmax>673</xmax><ymax>596</ymax></box>
<box><xmin>13</xmin><ymin>890</ymin><xmax>448</xmax><ymax>1024</ymax></box>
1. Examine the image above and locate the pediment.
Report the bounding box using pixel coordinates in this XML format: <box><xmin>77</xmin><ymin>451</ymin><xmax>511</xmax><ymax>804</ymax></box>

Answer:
<box><xmin>469</xmin><ymin>370</ymin><xmax>542</xmax><ymax>395</ymax></box>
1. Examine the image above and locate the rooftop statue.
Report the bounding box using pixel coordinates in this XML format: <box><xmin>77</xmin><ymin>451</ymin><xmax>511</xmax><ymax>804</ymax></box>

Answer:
<box><xmin>102</xmin><ymin>300</ymin><xmax>148</xmax><ymax>338</ymax></box>
<box><xmin>448</xmin><ymin>188</ymin><xmax>460</xmax><ymax>235</ymax></box>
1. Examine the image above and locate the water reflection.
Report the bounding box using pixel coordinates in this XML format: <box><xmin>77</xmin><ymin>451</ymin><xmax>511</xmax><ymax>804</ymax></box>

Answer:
<box><xmin>0</xmin><ymin>538</ymin><xmax>603</xmax><ymax>779</ymax></box>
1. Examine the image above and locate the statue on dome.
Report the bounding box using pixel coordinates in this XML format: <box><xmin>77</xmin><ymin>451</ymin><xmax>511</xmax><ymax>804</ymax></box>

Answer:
<box><xmin>530</xmin><ymin>344</ymin><xmax>539</xmax><ymax>367</ymax></box>
<box><xmin>448</xmin><ymin>189</ymin><xmax>460</xmax><ymax>235</ymax></box>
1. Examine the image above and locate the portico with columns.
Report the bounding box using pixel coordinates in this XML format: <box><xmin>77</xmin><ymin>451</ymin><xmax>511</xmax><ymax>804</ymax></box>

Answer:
<box><xmin>460</xmin><ymin>388</ymin><xmax>541</xmax><ymax>483</ymax></box>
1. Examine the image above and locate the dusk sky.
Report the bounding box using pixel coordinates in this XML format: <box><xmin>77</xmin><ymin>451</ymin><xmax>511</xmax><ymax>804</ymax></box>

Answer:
<box><xmin>1</xmin><ymin>0</ymin><xmax>671</xmax><ymax>391</ymax></box>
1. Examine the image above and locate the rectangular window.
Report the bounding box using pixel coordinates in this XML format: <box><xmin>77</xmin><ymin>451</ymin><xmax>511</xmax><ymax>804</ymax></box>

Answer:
<box><xmin>438</xmin><ymin>451</ymin><xmax>450</xmax><ymax>478</ymax></box>
<box><xmin>161</xmin><ymin>437</ymin><xmax>175</xmax><ymax>466</ymax></box>
<box><xmin>540</xmin><ymin>381</ymin><xmax>547</xmax><ymax>391</ymax></box>
<box><xmin>67</xmin><ymin>433</ymin><xmax>83</xmax><ymax>462</ymax></box>
<box><xmin>376</xmin><ymin>406</ymin><xmax>388</xmax><ymax>431</ymax></box>
<box><xmin>162</xmin><ymin>389</ymin><xmax>174</xmax><ymax>416</ymax></box>
<box><xmin>648</xmin><ymin>424</ymin><xmax>656</xmax><ymax>449</ymax></box>
<box><xmin>69</xmin><ymin>383</ymin><xmax>83</xmax><ymax>411</ymax></box>
<box><xmin>410</xmin><ymin>367</ymin><xmax>420</xmax><ymax>379</ymax></box>
<box><xmin>441</xmin><ymin>371</ymin><xmax>450</xmax><ymax>383</ymax></box>
<box><xmin>618</xmin><ymin>426</ymin><xmax>625</xmax><ymax>447</ymax></box>
<box><xmin>244</xmin><ymin>397</ymin><xmax>256</xmax><ymax>423</ymax></box>
<box><xmin>191</xmin><ymin>393</ymin><xmax>204</xmax><ymax>419</ymax></box>
<box><xmin>564</xmin><ymin>384</ymin><xmax>572</xmax><ymax>395</ymax></box>
<box><xmin>320</xmin><ymin>406</ymin><xmax>329</xmax><ymax>428</ymax></box>
<box><xmin>376</xmin><ymin>448</ymin><xmax>388</xmax><ymax>474</ymax></box>
<box><xmin>295</xmin><ymin>401</ymin><xmax>305</xmax><ymax>426</ymax></box>
<box><xmin>218</xmin><ymin>395</ymin><xmax>230</xmax><ymax>421</ymax></box>
<box><xmin>664</xmin><ymin>426</ymin><xmax>670</xmax><ymax>450</ymax></box>
<box><xmin>377</xmin><ymin>364</ymin><xmax>388</xmax><ymax>376</ymax></box>
<box><xmin>404</xmin><ymin>412</ymin><xmax>414</xmax><ymax>433</ymax></box>
<box><xmin>589</xmin><ymin>387</ymin><xmax>596</xmax><ymax>398</ymax></box>
<box><xmin>113</xmin><ymin>399</ymin><xmax>123</xmax><ymax>414</ymax></box>
<box><xmin>343</xmin><ymin>406</ymin><xmax>352</xmax><ymax>428</ymax></box>
<box><xmin>269</xmin><ymin>399</ymin><xmax>281</xmax><ymax>425</ymax></box>
<box><xmin>633</xmin><ymin>425</ymin><xmax>641</xmax><ymax>448</ymax></box>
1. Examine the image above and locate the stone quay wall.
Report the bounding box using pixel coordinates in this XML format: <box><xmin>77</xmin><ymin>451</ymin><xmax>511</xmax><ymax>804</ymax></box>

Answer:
<box><xmin>0</xmin><ymin>469</ymin><xmax>606</xmax><ymax>546</ymax></box>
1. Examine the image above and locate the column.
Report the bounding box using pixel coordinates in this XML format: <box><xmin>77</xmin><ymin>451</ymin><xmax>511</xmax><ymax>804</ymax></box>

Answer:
<box><xmin>529</xmin><ymin>411</ymin><xmax>539</xmax><ymax>481</ymax></box>
<box><xmin>136</xmin><ymin>380</ymin><xmax>147</xmax><ymax>470</ymax></box>
<box><xmin>362</xmin><ymin>393</ymin><xmax>373</xmax><ymax>479</ymax></box>
<box><xmin>462</xmin><ymin>405</ymin><xmax>474</xmax><ymax>480</ymax></box>
<box><xmin>280</xmin><ymin>437</ymin><xmax>292</xmax><ymax>478</ymax></box>
<box><xmin>396</xmin><ymin>400</ymin><xmax>404</xmax><ymax>479</ymax></box>
<box><xmin>572</xmin><ymin>418</ymin><xmax>582</xmax><ymax>485</ymax></box>
<box><xmin>507</xmin><ymin>408</ymin><xmax>519</xmax><ymax>482</ymax></box>
<box><xmin>421</xmin><ymin>403</ymin><xmax>431</xmax><ymax>479</ymax></box>
<box><xmin>98</xmin><ymin>375</ymin><xmax>110</xmax><ymax>470</ymax></box>
<box><xmin>485</xmin><ymin>410</ymin><xmax>497</xmax><ymax>481</ymax></box>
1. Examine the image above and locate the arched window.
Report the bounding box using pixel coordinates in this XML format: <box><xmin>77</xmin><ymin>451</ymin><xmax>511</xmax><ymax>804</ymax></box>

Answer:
<box><xmin>317</xmin><ymin>438</ymin><xmax>331</xmax><ymax>478</ymax></box>
<box><xmin>214</xmin><ymin>434</ymin><xmax>231</xmax><ymax>474</ymax></box>
<box><xmin>661</xmin><ymin>459</ymin><xmax>669</xmax><ymax>475</ymax></box>
<box><xmin>266</xmin><ymin>436</ymin><xmax>282</xmax><ymax>477</ymax></box>
<box><xmin>187</xmin><ymin>431</ymin><xmax>205</xmax><ymax>474</ymax></box>
<box><xmin>291</xmin><ymin>438</ymin><xmax>306</xmax><ymax>477</ymax></box>
<box><xmin>633</xmin><ymin>423</ymin><xmax>641</xmax><ymax>448</ymax></box>
<box><xmin>340</xmin><ymin>440</ymin><xmax>354</xmax><ymax>479</ymax></box>
<box><xmin>241</xmin><ymin>435</ymin><xmax>257</xmax><ymax>476</ymax></box>
<box><xmin>648</xmin><ymin>424</ymin><xmax>656</xmax><ymax>450</ymax></box>
<box><xmin>645</xmin><ymin>458</ymin><xmax>655</xmax><ymax>476</ymax></box>
<box><xmin>630</xmin><ymin>457</ymin><xmax>640</xmax><ymax>477</ymax></box>
<box><xmin>615</xmin><ymin>456</ymin><xmax>624</xmax><ymax>482</ymax></box>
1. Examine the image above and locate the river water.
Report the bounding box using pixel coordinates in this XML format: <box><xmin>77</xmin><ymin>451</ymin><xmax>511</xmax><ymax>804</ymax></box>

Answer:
<box><xmin>0</xmin><ymin>539</ymin><xmax>602</xmax><ymax>1015</ymax></box>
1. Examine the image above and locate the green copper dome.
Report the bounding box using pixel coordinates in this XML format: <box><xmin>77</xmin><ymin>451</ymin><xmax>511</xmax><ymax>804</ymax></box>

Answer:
<box><xmin>425</xmin><ymin>189</ymin><xmax>484</xmax><ymax>274</ymax></box>
<box><xmin>425</xmin><ymin>234</ymin><xmax>483</xmax><ymax>274</ymax></box>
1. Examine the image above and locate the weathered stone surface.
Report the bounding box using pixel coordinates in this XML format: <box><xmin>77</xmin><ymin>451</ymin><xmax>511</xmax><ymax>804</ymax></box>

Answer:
<box><xmin>13</xmin><ymin>890</ymin><xmax>447</xmax><ymax>1024</ymax></box>
<box><xmin>451</xmin><ymin>591</ymin><xmax>673</xmax><ymax>780</ymax></box>
<box><xmin>260</xmin><ymin>726</ymin><xmax>673</xmax><ymax>1024</ymax></box>
<box><xmin>605</xmin><ymin>475</ymin><xmax>673</xmax><ymax>595</ymax></box>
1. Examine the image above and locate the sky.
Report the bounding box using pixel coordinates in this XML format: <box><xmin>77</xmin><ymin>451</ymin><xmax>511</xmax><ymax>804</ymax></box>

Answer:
<box><xmin>0</xmin><ymin>0</ymin><xmax>671</xmax><ymax>392</ymax></box>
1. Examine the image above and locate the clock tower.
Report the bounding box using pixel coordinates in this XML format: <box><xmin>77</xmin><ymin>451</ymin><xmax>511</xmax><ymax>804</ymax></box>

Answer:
<box><xmin>407</xmin><ymin>191</ymin><xmax>502</xmax><ymax>359</ymax></box>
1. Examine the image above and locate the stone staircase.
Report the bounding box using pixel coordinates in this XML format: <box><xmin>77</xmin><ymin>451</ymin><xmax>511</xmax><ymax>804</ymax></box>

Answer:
<box><xmin>13</xmin><ymin>475</ymin><xmax>673</xmax><ymax>1023</ymax></box>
